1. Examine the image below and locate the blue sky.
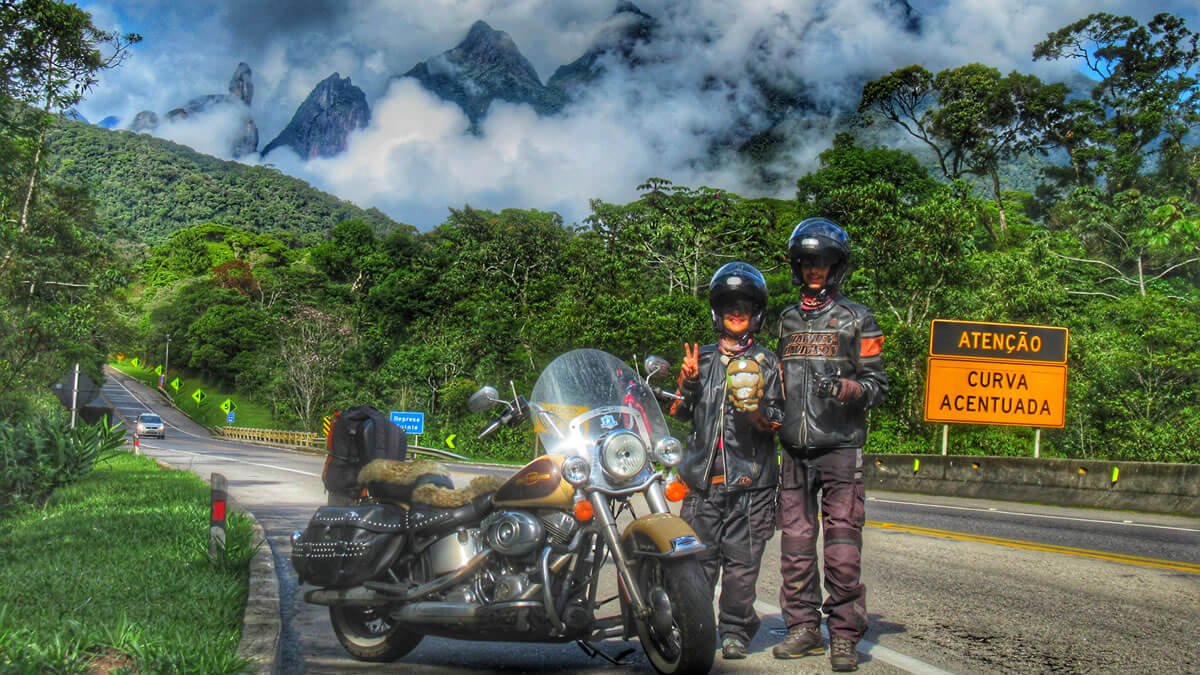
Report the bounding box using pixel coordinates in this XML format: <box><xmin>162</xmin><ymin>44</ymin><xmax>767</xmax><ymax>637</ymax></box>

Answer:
<box><xmin>73</xmin><ymin>1</ymin><xmax>1199</xmax><ymax>230</ymax></box>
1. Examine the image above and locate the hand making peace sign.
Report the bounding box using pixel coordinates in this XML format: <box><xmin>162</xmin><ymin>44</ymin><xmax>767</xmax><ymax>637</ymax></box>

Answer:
<box><xmin>680</xmin><ymin>342</ymin><xmax>699</xmax><ymax>381</ymax></box>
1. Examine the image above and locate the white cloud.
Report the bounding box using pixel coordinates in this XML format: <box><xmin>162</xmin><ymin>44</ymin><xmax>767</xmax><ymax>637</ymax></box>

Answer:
<box><xmin>74</xmin><ymin>1</ymin><xmax>1199</xmax><ymax>230</ymax></box>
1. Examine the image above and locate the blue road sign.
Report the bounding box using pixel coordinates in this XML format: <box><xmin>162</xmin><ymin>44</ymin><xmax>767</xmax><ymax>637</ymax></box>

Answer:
<box><xmin>226</xmin><ymin>411</ymin><xmax>236</xmax><ymax>424</ymax></box>
<box><xmin>389</xmin><ymin>410</ymin><xmax>424</xmax><ymax>434</ymax></box>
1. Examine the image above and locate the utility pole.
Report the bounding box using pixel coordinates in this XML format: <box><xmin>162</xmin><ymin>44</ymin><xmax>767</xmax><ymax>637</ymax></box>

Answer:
<box><xmin>70</xmin><ymin>362</ymin><xmax>80</xmax><ymax>428</ymax></box>
<box><xmin>162</xmin><ymin>333</ymin><xmax>171</xmax><ymax>389</ymax></box>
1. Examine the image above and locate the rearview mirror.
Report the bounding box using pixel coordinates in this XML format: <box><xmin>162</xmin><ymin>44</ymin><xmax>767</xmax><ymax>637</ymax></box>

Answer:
<box><xmin>467</xmin><ymin>386</ymin><xmax>502</xmax><ymax>413</ymax></box>
<box><xmin>644</xmin><ymin>355</ymin><xmax>671</xmax><ymax>380</ymax></box>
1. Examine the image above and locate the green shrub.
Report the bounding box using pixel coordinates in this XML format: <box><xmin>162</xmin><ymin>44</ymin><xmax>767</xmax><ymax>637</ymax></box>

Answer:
<box><xmin>0</xmin><ymin>415</ymin><xmax>126</xmax><ymax>513</ymax></box>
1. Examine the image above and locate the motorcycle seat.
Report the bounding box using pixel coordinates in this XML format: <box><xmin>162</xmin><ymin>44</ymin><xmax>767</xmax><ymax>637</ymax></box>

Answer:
<box><xmin>407</xmin><ymin>490</ymin><xmax>497</xmax><ymax>536</ymax></box>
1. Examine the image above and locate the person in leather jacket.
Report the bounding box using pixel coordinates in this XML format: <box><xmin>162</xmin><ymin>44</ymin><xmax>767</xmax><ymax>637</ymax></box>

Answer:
<box><xmin>670</xmin><ymin>261</ymin><xmax>783</xmax><ymax>660</ymax></box>
<box><xmin>771</xmin><ymin>218</ymin><xmax>888</xmax><ymax>672</ymax></box>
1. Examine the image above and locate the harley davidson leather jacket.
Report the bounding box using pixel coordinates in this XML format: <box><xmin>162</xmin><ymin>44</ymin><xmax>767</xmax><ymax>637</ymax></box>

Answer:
<box><xmin>672</xmin><ymin>343</ymin><xmax>783</xmax><ymax>491</ymax></box>
<box><xmin>776</xmin><ymin>294</ymin><xmax>888</xmax><ymax>451</ymax></box>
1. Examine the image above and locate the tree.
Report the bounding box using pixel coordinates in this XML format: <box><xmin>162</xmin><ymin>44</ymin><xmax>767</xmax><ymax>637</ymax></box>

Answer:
<box><xmin>587</xmin><ymin>178</ymin><xmax>776</xmax><ymax>297</ymax></box>
<box><xmin>1048</xmin><ymin>188</ymin><xmax>1199</xmax><ymax>298</ymax></box>
<box><xmin>274</xmin><ymin>306</ymin><xmax>350</xmax><ymax>430</ymax></box>
<box><xmin>0</xmin><ymin>0</ymin><xmax>139</xmax><ymax>276</ymax></box>
<box><xmin>1033</xmin><ymin>12</ymin><xmax>1200</xmax><ymax>199</ymax></box>
<box><xmin>859</xmin><ymin>64</ymin><xmax>1064</xmax><ymax>239</ymax></box>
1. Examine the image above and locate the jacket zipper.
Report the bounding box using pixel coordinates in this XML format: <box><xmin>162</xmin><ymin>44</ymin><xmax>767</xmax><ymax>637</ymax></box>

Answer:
<box><xmin>701</xmin><ymin>357</ymin><xmax>727</xmax><ymax>487</ymax></box>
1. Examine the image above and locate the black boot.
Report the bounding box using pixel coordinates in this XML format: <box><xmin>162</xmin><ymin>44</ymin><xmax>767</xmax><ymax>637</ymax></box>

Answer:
<box><xmin>771</xmin><ymin>625</ymin><xmax>824</xmax><ymax>659</ymax></box>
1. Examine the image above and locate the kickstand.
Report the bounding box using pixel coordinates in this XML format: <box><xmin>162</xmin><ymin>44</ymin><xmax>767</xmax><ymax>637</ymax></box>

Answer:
<box><xmin>576</xmin><ymin>640</ymin><xmax>635</xmax><ymax>665</ymax></box>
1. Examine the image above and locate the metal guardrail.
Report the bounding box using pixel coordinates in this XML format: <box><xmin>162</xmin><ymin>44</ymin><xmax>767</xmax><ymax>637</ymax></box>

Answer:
<box><xmin>216</xmin><ymin>426</ymin><xmax>323</xmax><ymax>449</ymax></box>
<box><xmin>214</xmin><ymin>426</ymin><xmax>469</xmax><ymax>462</ymax></box>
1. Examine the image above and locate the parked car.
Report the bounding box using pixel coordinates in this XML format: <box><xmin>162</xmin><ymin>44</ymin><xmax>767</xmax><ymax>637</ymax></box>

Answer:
<box><xmin>135</xmin><ymin>412</ymin><xmax>166</xmax><ymax>439</ymax></box>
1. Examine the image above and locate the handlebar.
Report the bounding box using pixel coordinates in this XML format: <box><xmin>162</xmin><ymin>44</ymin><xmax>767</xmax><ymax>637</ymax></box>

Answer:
<box><xmin>477</xmin><ymin>396</ymin><xmax>529</xmax><ymax>439</ymax></box>
<box><xmin>653</xmin><ymin>386</ymin><xmax>683</xmax><ymax>402</ymax></box>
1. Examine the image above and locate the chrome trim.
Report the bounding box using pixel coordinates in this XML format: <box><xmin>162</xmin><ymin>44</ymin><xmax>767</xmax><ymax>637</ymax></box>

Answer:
<box><xmin>540</xmin><ymin>545</ymin><xmax>565</xmax><ymax>634</ymax></box>
<box><xmin>643</xmin><ymin>480</ymin><xmax>671</xmax><ymax>514</ymax></box>
<box><xmin>584</xmin><ymin>470</ymin><xmax>665</xmax><ymax>498</ymax></box>
<box><xmin>398</xmin><ymin>547</ymin><xmax>492</xmax><ymax>602</ymax></box>
<box><xmin>591</xmin><ymin>491</ymin><xmax>647</xmax><ymax>615</ymax></box>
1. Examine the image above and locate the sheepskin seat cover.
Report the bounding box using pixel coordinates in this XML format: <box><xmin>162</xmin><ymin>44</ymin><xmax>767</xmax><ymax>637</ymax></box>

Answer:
<box><xmin>358</xmin><ymin>458</ymin><xmax>505</xmax><ymax>508</ymax></box>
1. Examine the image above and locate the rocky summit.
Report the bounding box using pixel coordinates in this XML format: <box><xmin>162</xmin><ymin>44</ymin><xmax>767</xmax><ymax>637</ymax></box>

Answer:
<box><xmin>400</xmin><ymin>20</ymin><xmax>567</xmax><ymax>129</ymax></box>
<box><xmin>262</xmin><ymin>73</ymin><xmax>371</xmax><ymax>160</ymax></box>
<box><xmin>546</xmin><ymin>1</ymin><xmax>657</xmax><ymax>96</ymax></box>
<box><xmin>129</xmin><ymin>62</ymin><xmax>259</xmax><ymax>158</ymax></box>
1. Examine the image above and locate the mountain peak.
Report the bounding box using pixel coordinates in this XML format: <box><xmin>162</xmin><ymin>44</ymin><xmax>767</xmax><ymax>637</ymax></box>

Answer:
<box><xmin>547</xmin><ymin>2</ymin><xmax>657</xmax><ymax>94</ymax></box>
<box><xmin>400</xmin><ymin>19</ymin><xmax>564</xmax><ymax>128</ymax></box>
<box><xmin>229</xmin><ymin>62</ymin><xmax>253</xmax><ymax>105</ymax></box>
<box><xmin>262</xmin><ymin>72</ymin><xmax>370</xmax><ymax>159</ymax></box>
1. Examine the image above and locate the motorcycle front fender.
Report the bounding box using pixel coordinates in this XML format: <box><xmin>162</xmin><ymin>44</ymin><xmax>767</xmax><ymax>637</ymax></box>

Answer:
<box><xmin>620</xmin><ymin>513</ymin><xmax>706</xmax><ymax>559</ymax></box>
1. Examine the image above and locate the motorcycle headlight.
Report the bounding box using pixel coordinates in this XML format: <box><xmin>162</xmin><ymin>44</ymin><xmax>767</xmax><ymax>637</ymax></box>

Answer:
<box><xmin>562</xmin><ymin>455</ymin><xmax>591</xmax><ymax>486</ymax></box>
<box><xmin>654</xmin><ymin>436</ymin><xmax>683</xmax><ymax>468</ymax></box>
<box><xmin>600</xmin><ymin>430</ymin><xmax>648</xmax><ymax>482</ymax></box>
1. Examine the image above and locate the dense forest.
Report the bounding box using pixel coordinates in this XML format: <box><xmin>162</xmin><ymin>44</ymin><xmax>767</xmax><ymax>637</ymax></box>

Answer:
<box><xmin>2</xmin><ymin>5</ymin><xmax>1197</xmax><ymax>463</ymax></box>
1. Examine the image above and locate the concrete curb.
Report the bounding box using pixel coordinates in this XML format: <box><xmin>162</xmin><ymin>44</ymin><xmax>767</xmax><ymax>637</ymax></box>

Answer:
<box><xmin>236</xmin><ymin>512</ymin><xmax>280</xmax><ymax>674</ymax></box>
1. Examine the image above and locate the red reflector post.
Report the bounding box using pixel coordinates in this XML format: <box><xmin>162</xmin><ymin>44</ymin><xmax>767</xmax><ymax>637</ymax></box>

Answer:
<box><xmin>210</xmin><ymin>473</ymin><xmax>227</xmax><ymax>562</ymax></box>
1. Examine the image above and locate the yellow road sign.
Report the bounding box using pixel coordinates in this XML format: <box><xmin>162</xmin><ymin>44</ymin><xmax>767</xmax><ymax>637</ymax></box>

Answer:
<box><xmin>192</xmin><ymin>388</ymin><xmax>207</xmax><ymax>405</ymax></box>
<box><xmin>322</xmin><ymin>415</ymin><xmax>332</xmax><ymax>436</ymax></box>
<box><xmin>220</xmin><ymin>398</ymin><xmax>236</xmax><ymax>414</ymax></box>
<box><xmin>170</xmin><ymin>377</ymin><xmax>182</xmax><ymax>392</ymax></box>
<box><xmin>924</xmin><ymin>357</ymin><xmax>1067</xmax><ymax>427</ymax></box>
<box><xmin>929</xmin><ymin>319</ymin><xmax>1069</xmax><ymax>364</ymax></box>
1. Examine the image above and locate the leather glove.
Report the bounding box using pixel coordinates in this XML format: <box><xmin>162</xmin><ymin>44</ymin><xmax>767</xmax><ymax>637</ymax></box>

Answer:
<box><xmin>726</xmin><ymin>356</ymin><xmax>764</xmax><ymax>412</ymax></box>
<box><xmin>835</xmin><ymin>377</ymin><xmax>863</xmax><ymax>403</ymax></box>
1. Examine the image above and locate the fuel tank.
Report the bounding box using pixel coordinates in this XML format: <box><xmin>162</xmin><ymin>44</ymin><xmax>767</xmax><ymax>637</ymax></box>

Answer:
<box><xmin>493</xmin><ymin>455</ymin><xmax>575</xmax><ymax>509</ymax></box>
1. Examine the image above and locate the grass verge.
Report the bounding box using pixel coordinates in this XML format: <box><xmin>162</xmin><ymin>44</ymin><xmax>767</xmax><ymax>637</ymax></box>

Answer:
<box><xmin>0</xmin><ymin>451</ymin><xmax>255</xmax><ymax>673</ymax></box>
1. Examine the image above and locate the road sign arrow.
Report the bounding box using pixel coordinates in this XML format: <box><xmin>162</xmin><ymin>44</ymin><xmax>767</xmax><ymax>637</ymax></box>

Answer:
<box><xmin>445</xmin><ymin>434</ymin><xmax>457</xmax><ymax>449</ymax></box>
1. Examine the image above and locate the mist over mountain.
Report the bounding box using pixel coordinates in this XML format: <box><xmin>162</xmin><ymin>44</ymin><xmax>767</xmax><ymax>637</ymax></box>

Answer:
<box><xmin>126</xmin><ymin>62</ymin><xmax>260</xmax><ymax>159</ymax></box>
<box><xmin>74</xmin><ymin>0</ymin><xmax>1194</xmax><ymax>230</ymax></box>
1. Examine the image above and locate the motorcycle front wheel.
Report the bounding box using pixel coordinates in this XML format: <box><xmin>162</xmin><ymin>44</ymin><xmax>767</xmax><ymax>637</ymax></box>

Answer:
<box><xmin>329</xmin><ymin>605</ymin><xmax>422</xmax><ymax>662</ymax></box>
<box><xmin>633</xmin><ymin>557</ymin><xmax>716</xmax><ymax>674</ymax></box>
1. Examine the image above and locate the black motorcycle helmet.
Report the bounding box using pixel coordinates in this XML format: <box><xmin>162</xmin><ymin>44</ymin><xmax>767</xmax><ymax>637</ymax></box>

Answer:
<box><xmin>708</xmin><ymin>261</ymin><xmax>768</xmax><ymax>337</ymax></box>
<box><xmin>787</xmin><ymin>217</ymin><xmax>851</xmax><ymax>292</ymax></box>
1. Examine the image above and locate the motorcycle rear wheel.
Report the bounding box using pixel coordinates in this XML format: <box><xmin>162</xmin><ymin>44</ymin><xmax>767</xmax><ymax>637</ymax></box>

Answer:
<box><xmin>633</xmin><ymin>558</ymin><xmax>716</xmax><ymax>674</ymax></box>
<box><xmin>329</xmin><ymin>605</ymin><xmax>422</xmax><ymax>662</ymax></box>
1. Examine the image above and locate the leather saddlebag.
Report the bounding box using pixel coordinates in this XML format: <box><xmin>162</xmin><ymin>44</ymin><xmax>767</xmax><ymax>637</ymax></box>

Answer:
<box><xmin>291</xmin><ymin>504</ymin><xmax>409</xmax><ymax>588</ymax></box>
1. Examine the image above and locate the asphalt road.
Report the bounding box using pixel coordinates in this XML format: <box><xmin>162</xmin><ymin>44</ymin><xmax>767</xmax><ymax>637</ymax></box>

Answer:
<box><xmin>102</xmin><ymin>368</ymin><xmax>1200</xmax><ymax>674</ymax></box>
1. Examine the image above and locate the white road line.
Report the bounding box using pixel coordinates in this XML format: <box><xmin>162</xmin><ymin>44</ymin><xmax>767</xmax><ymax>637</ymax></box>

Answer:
<box><xmin>104</xmin><ymin>375</ymin><xmax>210</xmax><ymax>442</ymax></box>
<box><xmin>868</xmin><ymin>497</ymin><xmax>1200</xmax><ymax>533</ymax></box>
<box><xmin>147</xmin><ymin>446</ymin><xmax>320</xmax><ymax>477</ymax></box>
<box><xmin>754</xmin><ymin>599</ymin><xmax>956</xmax><ymax>674</ymax></box>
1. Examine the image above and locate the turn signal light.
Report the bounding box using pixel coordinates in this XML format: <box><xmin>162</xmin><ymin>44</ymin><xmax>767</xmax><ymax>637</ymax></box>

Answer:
<box><xmin>665</xmin><ymin>480</ymin><xmax>688</xmax><ymax>502</ymax></box>
<box><xmin>573</xmin><ymin>499</ymin><xmax>594</xmax><ymax>522</ymax></box>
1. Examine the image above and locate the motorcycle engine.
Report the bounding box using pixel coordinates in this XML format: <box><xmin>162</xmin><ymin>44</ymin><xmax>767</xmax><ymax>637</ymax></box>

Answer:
<box><xmin>428</xmin><ymin>527</ymin><xmax>483</xmax><ymax>576</ymax></box>
<box><xmin>482</xmin><ymin>511</ymin><xmax>544</xmax><ymax>557</ymax></box>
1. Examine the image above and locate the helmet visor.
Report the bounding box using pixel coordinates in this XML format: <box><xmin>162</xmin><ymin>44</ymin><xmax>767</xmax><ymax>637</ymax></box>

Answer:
<box><xmin>717</xmin><ymin>298</ymin><xmax>757</xmax><ymax>316</ymax></box>
<box><xmin>797</xmin><ymin>250</ymin><xmax>841</xmax><ymax>268</ymax></box>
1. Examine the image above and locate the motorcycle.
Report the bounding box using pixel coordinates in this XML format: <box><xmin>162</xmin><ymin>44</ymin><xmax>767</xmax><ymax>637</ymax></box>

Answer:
<box><xmin>291</xmin><ymin>348</ymin><xmax>716</xmax><ymax>673</ymax></box>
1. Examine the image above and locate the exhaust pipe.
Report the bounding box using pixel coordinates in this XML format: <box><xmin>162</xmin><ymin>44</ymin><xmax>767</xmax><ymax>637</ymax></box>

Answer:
<box><xmin>390</xmin><ymin>601</ymin><xmax>481</xmax><ymax>624</ymax></box>
<box><xmin>304</xmin><ymin>586</ymin><xmax>389</xmax><ymax>607</ymax></box>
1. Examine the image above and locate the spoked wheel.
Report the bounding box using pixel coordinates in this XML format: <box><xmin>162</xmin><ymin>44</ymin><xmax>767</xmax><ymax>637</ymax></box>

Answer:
<box><xmin>633</xmin><ymin>558</ymin><xmax>716</xmax><ymax>674</ymax></box>
<box><xmin>329</xmin><ymin>605</ymin><xmax>422</xmax><ymax>662</ymax></box>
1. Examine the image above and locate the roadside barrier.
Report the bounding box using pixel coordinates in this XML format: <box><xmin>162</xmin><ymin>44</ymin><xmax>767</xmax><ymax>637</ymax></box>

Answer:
<box><xmin>215</xmin><ymin>426</ymin><xmax>324</xmax><ymax>449</ymax></box>
<box><xmin>866</xmin><ymin>454</ymin><xmax>1200</xmax><ymax>516</ymax></box>
<box><xmin>214</xmin><ymin>426</ymin><xmax>467</xmax><ymax>461</ymax></box>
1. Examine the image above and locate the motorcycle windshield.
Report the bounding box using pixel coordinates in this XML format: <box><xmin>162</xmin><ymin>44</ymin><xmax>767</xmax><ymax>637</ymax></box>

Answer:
<box><xmin>529</xmin><ymin>349</ymin><xmax>670</xmax><ymax>458</ymax></box>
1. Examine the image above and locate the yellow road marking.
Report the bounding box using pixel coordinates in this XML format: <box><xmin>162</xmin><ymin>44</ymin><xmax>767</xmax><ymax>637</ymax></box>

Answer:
<box><xmin>868</xmin><ymin>520</ymin><xmax>1200</xmax><ymax>574</ymax></box>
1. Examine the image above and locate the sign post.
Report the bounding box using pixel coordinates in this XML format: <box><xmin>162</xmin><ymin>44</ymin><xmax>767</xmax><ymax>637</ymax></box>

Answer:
<box><xmin>925</xmin><ymin>320</ymin><xmax>1070</xmax><ymax>435</ymax></box>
